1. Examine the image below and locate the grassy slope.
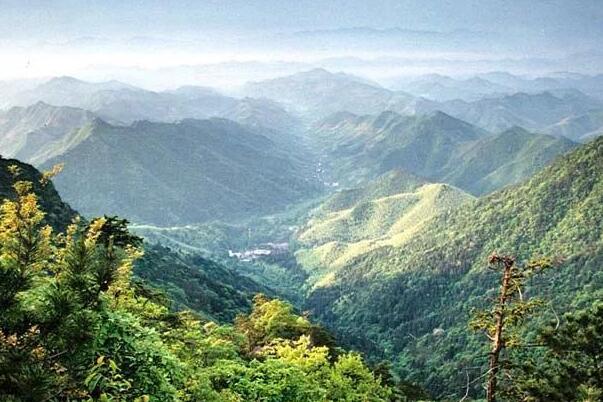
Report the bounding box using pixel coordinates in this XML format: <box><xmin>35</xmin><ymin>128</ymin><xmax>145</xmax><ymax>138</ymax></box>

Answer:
<box><xmin>295</xmin><ymin>172</ymin><xmax>474</xmax><ymax>289</ymax></box>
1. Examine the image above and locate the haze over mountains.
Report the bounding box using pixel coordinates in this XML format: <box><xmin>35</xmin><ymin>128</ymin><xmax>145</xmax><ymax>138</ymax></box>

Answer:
<box><xmin>0</xmin><ymin>68</ymin><xmax>600</xmax><ymax>226</ymax></box>
<box><xmin>2</xmin><ymin>1</ymin><xmax>603</xmax><ymax>400</ymax></box>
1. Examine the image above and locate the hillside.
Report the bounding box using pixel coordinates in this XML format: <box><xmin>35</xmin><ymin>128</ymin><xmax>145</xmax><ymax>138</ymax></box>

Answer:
<box><xmin>43</xmin><ymin>118</ymin><xmax>320</xmax><ymax>225</ymax></box>
<box><xmin>304</xmin><ymin>136</ymin><xmax>603</xmax><ymax>397</ymax></box>
<box><xmin>313</xmin><ymin>110</ymin><xmax>574</xmax><ymax>194</ymax></box>
<box><xmin>0</xmin><ymin>102</ymin><xmax>96</xmax><ymax>165</ymax></box>
<box><xmin>0</xmin><ymin>161</ymin><xmax>392</xmax><ymax>401</ymax></box>
<box><xmin>313</xmin><ymin>111</ymin><xmax>485</xmax><ymax>186</ymax></box>
<box><xmin>134</xmin><ymin>244</ymin><xmax>273</xmax><ymax>322</ymax></box>
<box><xmin>0</xmin><ymin>156</ymin><xmax>77</xmax><ymax>231</ymax></box>
<box><xmin>0</xmin><ymin>155</ymin><xmax>279</xmax><ymax>323</ymax></box>
<box><xmin>295</xmin><ymin>172</ymin><xmax>474</xmax><ymax>288</ymax></box>
<box><xmin>441</xmin><ymin>126</ymin><xmax>577</xmax><ymax>194</ymax></box>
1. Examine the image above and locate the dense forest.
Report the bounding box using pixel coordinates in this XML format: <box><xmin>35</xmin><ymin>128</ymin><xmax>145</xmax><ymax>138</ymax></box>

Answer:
<box><xmin>1</xmin><ymin>139</ymin><xmax>602</xmax><ymax>401</ymax></box>
<box><xmin>0</xmin><ymin>166</ymin><xmax>397</xmax><ymax>401</ymax></box>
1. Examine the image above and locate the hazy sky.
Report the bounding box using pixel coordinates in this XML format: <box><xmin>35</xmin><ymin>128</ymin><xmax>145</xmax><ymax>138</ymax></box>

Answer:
<box><xmin>1</xmin><ymin>0</ymin><xmax>602</xmax><ymax>38</ymax></box>
<box><xmin>0</xmin><ymin>0</ymin><xmax>601</xmax><ymax>85</ymax></box>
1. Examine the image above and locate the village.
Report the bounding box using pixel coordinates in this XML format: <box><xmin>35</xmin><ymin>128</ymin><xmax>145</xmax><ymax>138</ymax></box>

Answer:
<box><xmin>228</xmin><ymin>242</ymin><xmax>289</xmax><ymax>262</ymax></box>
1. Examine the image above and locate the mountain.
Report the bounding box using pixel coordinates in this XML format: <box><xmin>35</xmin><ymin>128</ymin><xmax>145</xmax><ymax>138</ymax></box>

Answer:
<box><xmin>9</xmin><ymin>76</ymin><xmax>134</xmax><ymax>108</ymax></box>
<box><xmin>313</xmin><ymin>111</ymin><xmax>485</xmax><ymax>186</ymax></box>
<box><xmin>42</xmin><ymin>118</ymin><xmax>320</xmax><ymax>225</ymax></box>
<box><xmin>0</xmin><ymin>102</ymin><xmax>96</xmax><ymax>165</ymax></box>
<box><xmin>5</xmin><ymin>77</ymin><xmax>303</xmax><ymax>135</ymax></box>
<box><xmin>222</xmin><ymin>97</ymin><xmax>302</xmax><ymax>135</ymax></box>
<box><xmin>476</xmin><ymin>72</ymin><xmax>603</xmax><ymax>100</ymax></box>
<box><xmin>295</xmin><ymin>170</ymin><xmax>473</xmax><ymax>288</ymax></box>
<box><xmin>544</xmin><ymin>109</ymin><xmax>603</xmax><ymax>142</ymax></box>
<box><xmin>440</xmin><ymin>126</ymin><xmax>577</xmax><ymax>194</ymax></box>
<box><xmin>401</xmin><ymin>74</ymin><xmax>512</xmax><ymax>101</ymax></box>
<box><xmin>0</xmin><ymin>156</ymin><xmax>77</xmax><ymax>231</ymax></box>
<box><xmin>312</xmin><ymin>110</ymin><xmax>574</xmax><ymax>194</ymax></box>
<box><xmin>85</xmin><ymin>86</ymin><xmax>239</xmax><ymax>123</ymax></box>
<box><xmin>437</xmin><ymin>90</ymin><xmax>602</xmax><ymax>133</ymax></box>
<box><xmin>303</xmin><ymin>136</ymin><xmax>603</xmax><ymax>397</ymax></box>
<box><xmin>243</xmin><ymin>68</ymin><xmax>416</xmax><ymax>118</ymax></box>
<box><xmin>0</xmin><ymin>154</ymin><xmax>281</xmax><ymax>323</ymax></box>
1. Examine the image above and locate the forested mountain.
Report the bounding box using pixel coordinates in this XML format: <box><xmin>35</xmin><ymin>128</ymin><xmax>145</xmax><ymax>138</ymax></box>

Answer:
<box><xmin>295</xmin><ymin>170</ymin><xmax>474</xmax><ymax>288</ymax></box>
<box><xmin>134</xmin><ymin>244</ymin><xmax>272</xmax><ymax>322</ymax></box>
<box><xmin>303</xmin><ymin>136</ymin><xmax>603</xmax><ymax>398</ymax></box>
<box><xmin>42</xmin><ymin>118</ymin><xmax>319</xmax><ymax>225</ymax></box>
<box><xmin>0</xmin><ymin>155</ymin><xmax>273</xmax><ymax>323</ymax></box>
<box><xmin>2</xmin><ymin>2</ymin><xmax>603</xmax><ymax>401</ymax></box>
<box><xmin>440</xmin><ymin>126</ymin><xmax>577</xmax><ymax>194</ymax></box>
<box><xmin>0</xmin><ymin>162</ymin><xmax>394</xmax><ymax>401</ymax></box>
<box><xmin>313</xmin><ymin>110</ymin><xmax>575</xmax><ymax>194</ymax></box>
<box><xmin>0</xmin><ymin>101</ymin><xmax>96</xmax><ymax>165</ymax></box>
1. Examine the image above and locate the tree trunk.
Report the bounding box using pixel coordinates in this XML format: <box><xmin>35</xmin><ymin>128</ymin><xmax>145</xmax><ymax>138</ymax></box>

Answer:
<box><xmin>486</xmin><ymin>258</ymin><xmax>513</xmax><ymax>402</ymax></box>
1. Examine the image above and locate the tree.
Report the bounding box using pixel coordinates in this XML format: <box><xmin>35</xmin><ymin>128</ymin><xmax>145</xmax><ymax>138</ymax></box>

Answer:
<box><xmin>511</xmin><ymin>300</ymin><xmax>603</xmax><ymax>401</ymax></box>
<box><xmin>470</xmin><ymin>253</ymin><xmax>551</xmax><ymax>402</ymax></box>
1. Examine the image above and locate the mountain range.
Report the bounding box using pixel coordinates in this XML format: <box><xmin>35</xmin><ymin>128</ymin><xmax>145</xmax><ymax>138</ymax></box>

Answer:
<box><xmin>313</xmin><ymin>110</ymin><xmax>576</xmax><ymax>194</ymax></box>
<box><xmin>243</xmin><ymin>68</ymin><xmax>417</xmax><ymax>118</ymax></box>
<box><xmin>42</xmin><ymin>118</ymin><xmax>319</xmax><ymax>225</ymax></box>
<box><xmin>2</xmin><ymin>76</ymin><xmax>302</xmax><ymax>135</ymax></box>
<box><xmin>244</xmin><ymin>69</ymin><xmax>603</xmax><ymax>140</ymax></box>
<box><xmin>303</xmin><ymin>135</ymin><xmax>603</xmax><ymax>397</ymax></box>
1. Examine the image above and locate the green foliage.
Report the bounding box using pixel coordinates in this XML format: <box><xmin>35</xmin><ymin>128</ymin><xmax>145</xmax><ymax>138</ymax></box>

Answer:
<box><xmin>0</xmin><ymin>172</ymin><xmax>393</xmax><ymax>401</ymax></box>
<box><xmin>509</xmin><ymin>301</ymin><xmax>603</xmax><ymax>401</ymax></box>
<box><xmin>0</xmin><ymin>157</ymin><xmax>77</xmax><ymax>231</ymax></box>
<box><xmin>296</xmin><ymin>175</ymin><xmax>473</xmax><ymax>288</ymax></box>
<box><xmin>303</xmin><ymin>136</ymin><xmax>603</xmax><ymax>398</ymax></box>
<box><xmin>134</xmin><ymin>244</ymin><xmax>271</xmax><ymax>322</ymax></box>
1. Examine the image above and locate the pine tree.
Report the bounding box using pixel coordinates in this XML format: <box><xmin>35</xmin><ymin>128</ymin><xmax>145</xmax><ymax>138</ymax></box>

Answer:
<box><xmin>470</xmin><ymin>253</ymin><xmax>552</xmax><ymax>402</ymax></box>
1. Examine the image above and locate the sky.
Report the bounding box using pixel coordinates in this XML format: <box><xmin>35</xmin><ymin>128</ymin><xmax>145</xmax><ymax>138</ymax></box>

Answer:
<box><xmin>0</xmin><ymin>0</ymin><xmax>601</xmax><ymax>86</ymax></box>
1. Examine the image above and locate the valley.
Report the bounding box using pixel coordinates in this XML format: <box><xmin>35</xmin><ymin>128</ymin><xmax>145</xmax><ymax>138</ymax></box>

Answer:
<box><xmin>1</xmin><ymin>4</ymin><xmax>603</xmax><ymax>399</ymax></box>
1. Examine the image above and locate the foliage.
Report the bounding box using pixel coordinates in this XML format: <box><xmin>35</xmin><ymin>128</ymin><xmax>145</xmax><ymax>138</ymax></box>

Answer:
<box><xmin>508</xmin><ymin>300</ymin><xmax>603</xmax><ymax>401</ymax></box>
<box><xmin>0</xmin><ymin>171</ymin><xmax>394</xmax><ymax>401</ymax></box>
<box><xmin>304</xmin><ymin>135</ymin><xmax>603</xmax><ymax>398</ymax></box>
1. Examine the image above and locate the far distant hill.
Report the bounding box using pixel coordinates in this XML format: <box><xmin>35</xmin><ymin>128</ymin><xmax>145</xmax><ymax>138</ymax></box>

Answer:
<box><xmin>544</xmin><ymin>109</ymin><xmax>603</xmax><ymax>142</ymax></box>
<box><xmin>4</xmin><ymin>76</ymin><xmax>303</xmax><ymax>135</ymax></box>
<box><xmin>243</xmin><ymin>68</ymin><xmax>417</xmax><ymax>118</ymax></box>
<box><xmin>436</xmin><ymin>90</ymin><xmax>602</xmax><ymax>134</ymax></box>
<box><xmin>43</xmin><ymin>118</ymin><xmax>320</xmax><ymax>226</ymax></box>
